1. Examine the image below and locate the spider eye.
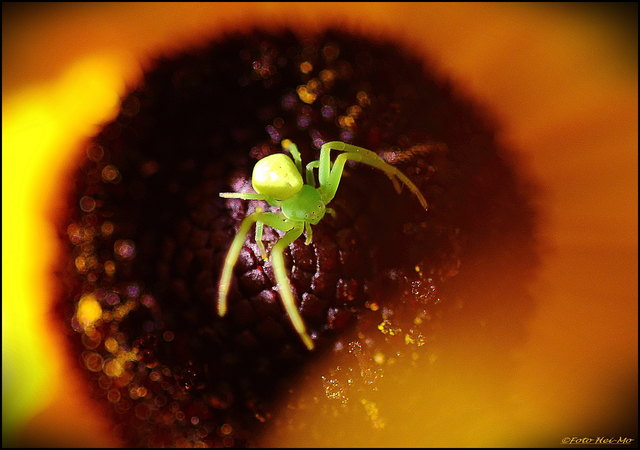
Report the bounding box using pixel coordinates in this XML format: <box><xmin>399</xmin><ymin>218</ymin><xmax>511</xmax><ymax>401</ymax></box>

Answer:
<box><xmin>252</xmin><ymin>153</ymin><xmax>303</xmax><ymax>200</ymax></box>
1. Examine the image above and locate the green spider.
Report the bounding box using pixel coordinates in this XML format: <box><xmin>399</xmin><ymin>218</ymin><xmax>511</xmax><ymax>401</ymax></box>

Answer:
<box><xmin>218</xmin><ymin>139</ymin><xmax>428</xmax><ymax>350</ymax></box>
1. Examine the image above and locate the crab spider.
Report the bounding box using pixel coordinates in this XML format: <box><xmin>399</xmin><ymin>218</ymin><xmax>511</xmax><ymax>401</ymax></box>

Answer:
<box><xmin>218</xmin><ymin>140</ymin><xmax>428</xmax><ymax>350</ymax></box>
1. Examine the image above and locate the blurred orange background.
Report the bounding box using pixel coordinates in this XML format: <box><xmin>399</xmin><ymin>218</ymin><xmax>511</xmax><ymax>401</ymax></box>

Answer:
<box><xmin>3</xmin><ymin>3</ymin><xmax>637</xmax><ymax>447</ymax></box>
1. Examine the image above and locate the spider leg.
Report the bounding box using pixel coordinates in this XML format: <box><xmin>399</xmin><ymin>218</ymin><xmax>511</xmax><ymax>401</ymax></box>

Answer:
<box><xmin>319</xmin><ymin>141</ymin><xmax>401</xmax><ymax>193</ymax></box>
<box><xmin>255</xmin><ymin>220</ymin><xmax>268</xmax><ymax>261</ymax></box>
<box><xmin>318</xmin><ymin>141</ymin><xmax>377</xmax><ymax>187</ymax></box>
<box><xmin>318</xmin><ymin>141</ymin><xmax>428</xmax><ymax>209</ymax></box>
<box><xmin>305</xmin><ymin>160</ymin><xmax>320</xmax><ymax>187</ymax></box>
<box><xmin>221</xmin><ymin>192</ymin><xmax>281</xmax><ymax>209</ymax></box>
<box><xmin>318</xmin><ymin>141</ymin><xmax>333</xmax><ymax>187</ymax></box>
<box><xmin>217</xmin><ymin>211</ymin><xmax>293</xmax><ymax>317</ymax></box>
<box><xmin>269</xmin><ymin>223</ymin><xmax>314</xmax><ymax>350</ymax></box>
<box><xmin>389</xmin><ymin>175</ymin><xmax>403</xmax><ymax>194</ymax></box>
<box><xmin>304</xmin><ymin>222</ymin><xmax>313</xmax><ymax>245</ymax></box>
<box><xmin>281</xmin><ymin>139</ymin><xmax>303</xmax><ymax>176</ymax></box>
<box><xmin>220</xmin><ymin>192</ymin><xmax>268</xmax><ymax>200</ymax></box>
<box><xmin>319</xmin><ymin>141</ymin><xmax>392</xmax><ymax>188</ymax></box>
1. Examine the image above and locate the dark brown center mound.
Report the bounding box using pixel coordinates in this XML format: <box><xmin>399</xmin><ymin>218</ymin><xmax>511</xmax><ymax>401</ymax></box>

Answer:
<box><xmin>55</xmin><ymin>29</ymin><xmax>537</xmax><ymax>447</ymax></box>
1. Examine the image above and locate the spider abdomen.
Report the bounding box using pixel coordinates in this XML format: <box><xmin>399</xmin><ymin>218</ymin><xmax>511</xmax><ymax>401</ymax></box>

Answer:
<box><xmin>281</xmin><ymin>185</ymin><xmax>325</xmax><ymax>224</ymax></box>
<box><xmin>252</xmin><ymin>153</ymin><xmax>303</xmax><ymax>200</ymax></box>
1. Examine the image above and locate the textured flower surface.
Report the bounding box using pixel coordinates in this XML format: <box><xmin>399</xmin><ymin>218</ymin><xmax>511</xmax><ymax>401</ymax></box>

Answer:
<box><xmin>54</xmin><ymin>29</ymin><xmax>538</xmax><ymax>447</ymax></box>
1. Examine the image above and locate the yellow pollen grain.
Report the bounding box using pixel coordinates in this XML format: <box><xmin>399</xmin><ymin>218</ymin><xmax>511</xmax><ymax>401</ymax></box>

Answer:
<box><xmin>361</xmin><ymin>398</ymin><xmax>385</xmax><ymax>429</ymax></box>
<box><xmin>83</xmin><ymin>352</ymin><xmax>104</xmax><ymax>372</ymax></box>
<box><xmin>101</xmin><ymin>164</ymin><xmax>119</xmax><ymax>182</ymax></box>
<box><xmin>77</xmin><ymin>293</ymin><xmax>102</xmax><ymax>329</ymax></box>
<box><xmin>296</xmin><ymin>85</ymin><xmax>317</xmax><ymax>104</ymax></box>
<box><xmin>114</xmin><ymin>300</ymin><xmax>136</xmax><ymax>321</ymax></box>
<box><xmin>299</xmin><ymin>61</ymin><xmax>313</xmax><ymax>74</ymax></box>
<box><xmin>129</xmin><ymin>386</ymin><xmax>140</xmax><ymax>400</ymax></box>
<box><xmin>319</xmin><ymin>69</ymin><xmax>335</xmax><ymax>84</ymax></box>
<box><xmin>117</xmin><ymin>349</ymin><xmax>138</xmax><ymax>364</ymax></box>
<box><xmin>104</xmin><ymin>260</ymin><xmax>116</xmax><ymax>276</ymax></box>
<box><xmin>104</xmin><ymin>358</ymin><xmax>124</xmax><ymax>377</ymax></box>
<box><xmin>357</xmin><ymin>90</ymin><xmax>370</xmax><ymax>106</ymax></box>
<box><xmin>75</xmin><ymin>256</ymin><xmax>87</xmax><ymax>273</ymax></box>
<box><xmin>347</xmin><ymin>105</ymin><xmax>362</xmax><ymax>117</ymax></box>
<box><xmin>67</xmin><ymin>223</ymin><xmax>82</xmax><ymax>244</ymax></box>
<box><xmin>82</xmin><ymin>330</ymin><xmax>102</xmax><ymax>349</ymax></box>
<box><xmin>105</xmin><ymin>337</ymin><xmax>119</xmax><ymax>353</ymax></box>
<box><xmin>101</xmin><ymin>221</ymin><xmax>114</xmax><ymax>236</ymax></box>
<box><xmin>338</xmin><ymin>115</ymin><xmax>355</xmax><ymax>129</ymax></box>
<box><xmin>377</xmin><ymin>319</ymin><xmax>402</xmax><ymax>336</ymax></box>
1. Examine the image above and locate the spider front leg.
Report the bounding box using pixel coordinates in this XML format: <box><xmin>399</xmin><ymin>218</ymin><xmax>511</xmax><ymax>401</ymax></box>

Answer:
<box><xmin>318</xmin><ymin>141</ymin><xmax>428</xmax><ymax>209</ymax></box>
<box><xmin>306</xmin><ymin>160</ymin><xmax>320</xmax><ymax>187</ymax></box>
<box><xmin>219</xmin><ymin>192</ymin><xmax>269</xmax><ymax>200</ymax></box>
<box><xmin>269</xmin><ymin>223</ymin><xmax>315</xmax><ymax>350</ymax></box>
<box><xmin>220</xmin><ymin>191</ymin><xmax>281</xmax><ymax>209</ymax></box>
<box><xmin>318</xmin><ymin>141</ymin><xmax>393</xmax><ymax>192</ymax></box>
<box><xmin>217</xmin><ymin>211</ymin><xmax>294</xmax><ymax>316</ymax></box>
<box><xmin>281</xmin><ymin>139</ymin><xmax>303</xmax><ymax>175</ymax></box>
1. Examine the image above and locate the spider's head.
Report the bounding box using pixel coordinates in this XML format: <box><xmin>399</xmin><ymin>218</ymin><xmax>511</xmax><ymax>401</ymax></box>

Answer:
<box><xmin>281</xmin><ymin>185</ymin><xmax>326</xmax><ymax>224</ymax></box>
<box><xmin>251</xmin><ymin>153</ymin><xmax>303</xmax><ymax>201</ymax></box>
